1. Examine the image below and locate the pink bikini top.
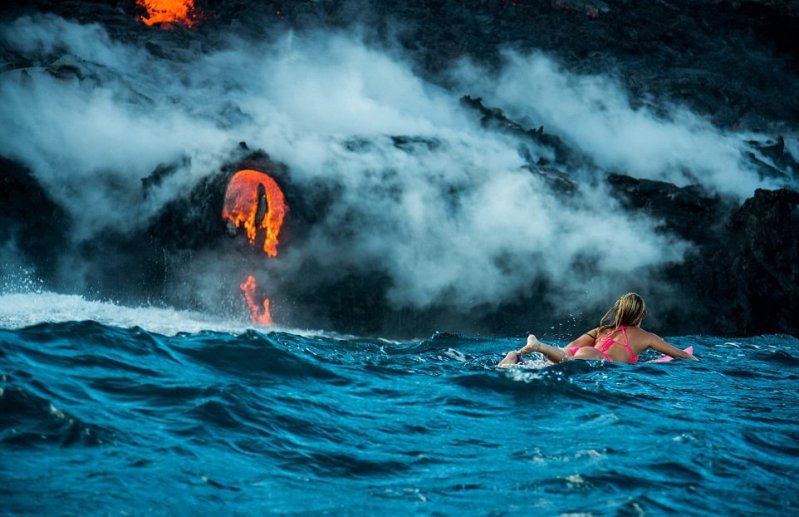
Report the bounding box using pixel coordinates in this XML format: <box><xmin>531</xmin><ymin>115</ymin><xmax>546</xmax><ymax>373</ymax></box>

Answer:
<box><xmin>597</xmin><ymin>325</ymin><xmax>638</xmax><ymax>364</ymax></box>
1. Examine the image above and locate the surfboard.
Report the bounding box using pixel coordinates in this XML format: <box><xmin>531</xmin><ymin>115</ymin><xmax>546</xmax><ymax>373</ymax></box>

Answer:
<box><xmin>650</xmin><ymin>345</ymin><xmax>694</xmax><ymax>363</ymax></box>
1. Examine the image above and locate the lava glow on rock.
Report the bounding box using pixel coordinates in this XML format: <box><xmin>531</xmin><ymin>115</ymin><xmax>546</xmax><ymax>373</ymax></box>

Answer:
<box><xmin>222</xmin><ymin>169</ymin><xmax>287</xmax><ymax>326</ymax></box>
<box><xmin>136</xmin><ymin>0</ymin><xmax>199</xmax><ymax>28</ymax></box>
<box><xmin>222</xmin><ymin>169</ymin><xmax>287</xmax><ymax>257</ymax></box>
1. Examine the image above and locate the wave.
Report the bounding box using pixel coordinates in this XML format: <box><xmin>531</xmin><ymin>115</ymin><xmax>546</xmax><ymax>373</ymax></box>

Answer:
<box><xmin>0</xmin><ymin>291</ymin><xmax>248</xmax><ymax>335</ymax></box>
<box><xmin>752</xmin><ymin>349</ymin><xmax>799</xmax><ymax>366</ymax></box>
<box><xmin>0</xmin><ymin>384</ymin><xmax>110</xmax><ymax>447</ymax></box>
<box><xmin>1</xmin><ymin>320</ymin><xmax>798</xmax><ymax>514</ymax></box>
<box><xmin>174</xmin><ymin>331</ymin><xmax>347</xmax><ymax>382</ymax></box>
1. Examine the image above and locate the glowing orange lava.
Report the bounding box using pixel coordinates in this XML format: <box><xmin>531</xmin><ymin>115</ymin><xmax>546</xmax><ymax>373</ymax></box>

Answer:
<box><xmin>240</xmin><ymin>275</ymin><xmax>273</xmax><ymax>326</ymax></box>
<box><xmin>223</xmin><ymin>169</ymin><xmax>288</xmax><ymax>327</ymax></box>
<box><xmin>136</xmin><ymin>0</ymin><xmax>199</xmax><ymax>28</ymax></box>
<box><xmin>222</xmin><ymin>169</ymin><xmax>287</xmax><ymax>257</ymax></box>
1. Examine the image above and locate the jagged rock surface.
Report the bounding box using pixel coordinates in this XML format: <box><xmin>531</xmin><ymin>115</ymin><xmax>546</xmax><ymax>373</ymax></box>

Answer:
<box><xmin>2</xmin><ymin>0</ymin><xmax>798</xmax><ymax>336</ymax></box>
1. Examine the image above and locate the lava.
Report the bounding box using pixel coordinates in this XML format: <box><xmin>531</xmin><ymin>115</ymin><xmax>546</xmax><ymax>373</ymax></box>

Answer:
<box><xmin>223</xmin><ymin>169</ymin><xmax>288</xmax><ymax>327</ymax></box>
<box><xmin>240</xmin><ymin>275</ymin><xmax>273</xmax><ymax>326</ymax></box>
<box><xmin>222</xmin><ymin>169</ymin><xmax>287</xmax><ymax>257</ymax></box>
<box><xmin>136</xmin><ymin>0</ymin><xmax>199</xmax><ymax>28</ymax></box>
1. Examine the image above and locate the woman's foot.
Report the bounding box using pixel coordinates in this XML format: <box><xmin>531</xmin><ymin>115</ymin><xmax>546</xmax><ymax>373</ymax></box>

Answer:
<box><xmin>521</xmin><ymin>335</ymin><xmax>570</xmax><ymax>364</ymax></box>
<box><xmin>518</xmin><ymin>334</ymin><xmax>542</xmax><ymax>355</ymax></box>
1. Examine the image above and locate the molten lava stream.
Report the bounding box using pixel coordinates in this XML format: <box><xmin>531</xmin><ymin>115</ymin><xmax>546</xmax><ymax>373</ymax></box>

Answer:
<box><xmin>222</xmin><ymin>170</ymin><xmax>287</xmax><ymax>257</ymax></box>
<box><xmin>137</xmin><ymin>0</ymin><xmax>198</xmax><ymax>28</ymax></box>
<box><xmin>222</xmin><ymin>169</ymin><xmax>288</xmax><ymax>327</ymax></box>
<box><xmin>240</xmin><ymin>275</ymin><xmax>272</xmax><ymax>326</ymax></box>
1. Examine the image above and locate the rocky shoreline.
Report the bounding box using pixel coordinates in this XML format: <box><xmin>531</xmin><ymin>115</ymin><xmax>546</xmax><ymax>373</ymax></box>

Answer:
<box><xmin>2</xmin><ymin>0</ymin><xmax>798</xmax><ymax>337</ymax></box>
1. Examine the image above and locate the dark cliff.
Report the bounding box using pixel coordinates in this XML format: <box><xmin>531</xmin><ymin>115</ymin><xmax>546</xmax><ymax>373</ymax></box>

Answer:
<box><xmin>1</xmin><ymin>0</ymin><xmax>798</xmax><ymax>337</ymax></box>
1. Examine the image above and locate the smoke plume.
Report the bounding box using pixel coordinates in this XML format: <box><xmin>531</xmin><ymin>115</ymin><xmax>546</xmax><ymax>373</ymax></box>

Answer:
<box><xmin>0</xmin><ymin>12</ymin><xmax>792</xmax><ymax>332</ymax></box>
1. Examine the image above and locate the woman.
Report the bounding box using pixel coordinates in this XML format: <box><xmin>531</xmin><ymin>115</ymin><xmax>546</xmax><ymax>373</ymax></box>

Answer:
<box><xmin>498</xmin><ymin>292</ymin><xmax>697</xmax><ymax>366</ymax></box>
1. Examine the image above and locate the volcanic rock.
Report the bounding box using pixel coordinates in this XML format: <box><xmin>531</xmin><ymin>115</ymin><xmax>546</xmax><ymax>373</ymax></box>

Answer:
<box><xmin>712</xmin><ymin>188</ymin><xmax>799</xmax><ymax>335</ymax></box>
<box><xmin>0</xmin><ymin>157</ymin><xmax>70</xmax><ymax>284</ymax></box>
<box><xmin>2</xmin><ymin>0</ymin><xmax>799</xmax><ymax>337</ymax></box>
<box><xmin>606</xmin><ymin>173</ymin><xmax>729</xmax><ymax>243</ymax></box>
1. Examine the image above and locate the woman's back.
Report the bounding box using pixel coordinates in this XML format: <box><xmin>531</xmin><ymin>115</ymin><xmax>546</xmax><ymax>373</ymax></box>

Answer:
<box><xmin>591</xmin><ymin>325</ymin><xmax>656</xmax><ymax>363</ymax></box>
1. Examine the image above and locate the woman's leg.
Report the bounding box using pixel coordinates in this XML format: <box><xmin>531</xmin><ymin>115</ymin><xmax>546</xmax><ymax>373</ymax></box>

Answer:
<box><xmin>502</xmin><ymin>335</ymin><xmax>569</xmax><ymax>365</ymax></box>
<box><xmin>498</xmin><ymin>350</ymin><xmax>522</xmax><ymax>367</ymax></box>
<box><xmin>524</xmin><ymin>335</ymin><xmax>570</xmax><ymax>363</ymax></box>
<box><xmin>498</xmin><ymin>334</ymin><xmax>609</xmax><ymax>367</ymax></box>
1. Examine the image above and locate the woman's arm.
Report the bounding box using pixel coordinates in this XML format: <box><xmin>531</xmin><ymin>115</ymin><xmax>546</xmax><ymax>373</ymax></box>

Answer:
<box><xmin>648</xmin><ymin>334</ymin><xmax>698</xmax><ymax>360</ymax></box>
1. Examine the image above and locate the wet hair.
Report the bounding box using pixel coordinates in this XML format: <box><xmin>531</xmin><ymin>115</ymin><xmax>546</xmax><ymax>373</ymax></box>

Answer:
<box><xmin>597</xmin><ymin>292</ymin><xmax>647</xmax><ymax>334</ymax></box>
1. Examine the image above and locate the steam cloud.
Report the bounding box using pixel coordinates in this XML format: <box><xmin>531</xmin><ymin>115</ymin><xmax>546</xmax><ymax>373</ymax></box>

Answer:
<box><xmin>454</xmin><ymin>52</ymin><xmax>776</xmax><ymax>197</ymax></box>
<box><xmin>0</xmin><ymin>14</ymin><xmax>789</xmax><ymax>322</ymax></box>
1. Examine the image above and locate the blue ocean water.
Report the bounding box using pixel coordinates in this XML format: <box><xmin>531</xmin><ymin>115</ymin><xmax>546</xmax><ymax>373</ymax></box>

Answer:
<box><xmin>1</xmin><ymin>296</ymin><xmax>798</xmax><ymax>514</ymax></box>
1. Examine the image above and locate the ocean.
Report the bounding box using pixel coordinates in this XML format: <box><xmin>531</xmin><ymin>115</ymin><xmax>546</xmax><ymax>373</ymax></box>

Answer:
<box><xmin>1</xmin><ymin>293</ymin><xmax>797</xmax><ymax>514</ymax></box>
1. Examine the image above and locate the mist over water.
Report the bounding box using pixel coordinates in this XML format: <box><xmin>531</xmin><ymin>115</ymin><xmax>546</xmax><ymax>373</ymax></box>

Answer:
<box><xmin>0</xmin><ymin>12</ymin><xmax>794</xmax><ymax>325</ymax></box>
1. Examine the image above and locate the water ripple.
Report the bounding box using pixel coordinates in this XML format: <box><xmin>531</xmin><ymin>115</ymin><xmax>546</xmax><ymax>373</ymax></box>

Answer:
<box><xmin>1</xmin><ymin>324</ymin><xmax>798</xmax><ymax>513</ymax></box>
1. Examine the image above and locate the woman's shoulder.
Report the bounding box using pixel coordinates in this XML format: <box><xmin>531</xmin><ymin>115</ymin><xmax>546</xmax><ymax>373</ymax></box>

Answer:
<box><xmin>585</xmin><ymin>326</ymin><xmax>601</xmax><ymax>336</ymax></box>
<box><xmin>629</xmin><ymin>326</ymin><xmax>665</xmax><ymax>343</ymax></box>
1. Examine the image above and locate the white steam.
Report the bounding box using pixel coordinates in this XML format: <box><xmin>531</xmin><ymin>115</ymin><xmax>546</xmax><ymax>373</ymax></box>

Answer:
<box><xmin>454</xmin><ymin>52</ymin><xmax>774</xmax><ymax>196</ymax></box>
<box><xmin>0</xmin><ymin>16</ymin><xmax>233</xmax><ymax>238</ymax></box>
<box><xmin>0</xmin><ymin>14</ymin><xmax>782</xmax><ymax>315</ymax></box>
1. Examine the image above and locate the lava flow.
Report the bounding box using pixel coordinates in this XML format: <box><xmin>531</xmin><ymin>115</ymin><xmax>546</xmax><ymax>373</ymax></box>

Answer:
<box><xmin>222</xmin><ymin>169</ymin><xmax>288</xmax><ymax>326</ymax></box>
<box><xmin>222</xmin><ymin>169</ymin><xmax>287</xmax><ymax>257</ymax></box>
<box><xmin>240</xmin><ymin>275</ymin><xmax>272</xmax><ymax>326</ymax></box>
<box><xmin>136</xmin><ymin>0</ymin><xmax>199</xmax><ymax>28</ymax></box>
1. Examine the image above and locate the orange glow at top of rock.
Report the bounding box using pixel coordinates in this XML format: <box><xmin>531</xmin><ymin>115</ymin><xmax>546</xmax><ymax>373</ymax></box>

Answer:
<box><xmin>222</xmin><ymin>169</ymin><xmax>287</xmax><ymax>257</ymax></box>
<box><xmin>136</xmin><ymin>0</ymin><xmax>199</xmax><ymax>28</ymax></box>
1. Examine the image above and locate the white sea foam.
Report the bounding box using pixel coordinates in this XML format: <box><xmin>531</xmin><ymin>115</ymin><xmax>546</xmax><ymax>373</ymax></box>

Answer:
<box><xmin>0</xmin><ymin>291</ymin><xmax>249</xmax><ymax>335</ymax></box>
<box><xmin>0</xmin><ymin>291</ymin><xmax>377</xmax><ymax>340</ymax></box>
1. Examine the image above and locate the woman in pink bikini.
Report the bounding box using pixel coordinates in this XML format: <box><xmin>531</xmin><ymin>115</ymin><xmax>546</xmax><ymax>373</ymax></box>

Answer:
<box><xmin>498</xmin><ymin>292</ymin><xmax>697</xmax><ymax>366</ymax></box>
